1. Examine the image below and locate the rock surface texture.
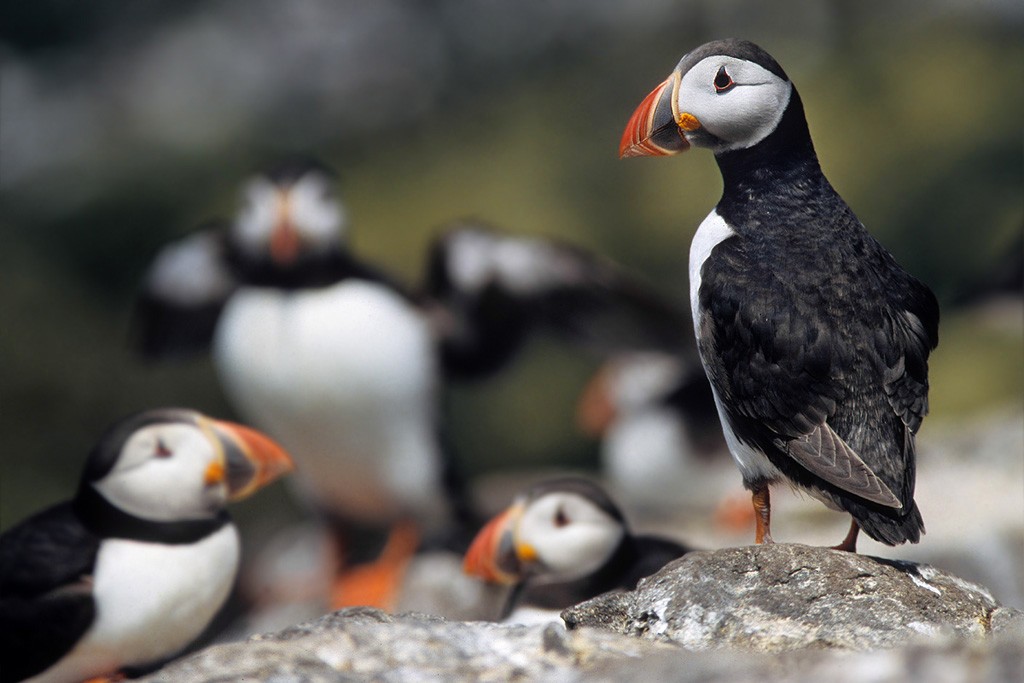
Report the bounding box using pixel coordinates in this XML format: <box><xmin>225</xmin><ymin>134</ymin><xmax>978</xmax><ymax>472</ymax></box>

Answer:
<box><xmin>141</xmin><ymin>607</ymin><xmax>676</xmax><ymax>682</ymax></box>
<box><xmin>141</xmin><ymin>545</ymin><xmax>1023</xmax><ymax>682</ymax></box>
<box><xmin>563</xmin><ymin>543</ymin><xmax>1009</xmax><ymax>651</ymax></box>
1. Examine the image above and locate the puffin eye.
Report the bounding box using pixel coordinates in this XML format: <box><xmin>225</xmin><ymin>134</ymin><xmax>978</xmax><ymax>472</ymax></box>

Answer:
<box><xmin>714</xmin><ymin>66</ymin><xmax>735</xmax><ymax>93</ymax></box>
<box><xmin>154</xmin><ymin>439</ymin><xmax>173</xmax><ymax>458</ymax></box>
<box><xmin>553</xmin><ymin>507</ymin><xmax>570</xmax><ymax>527</ymax></box>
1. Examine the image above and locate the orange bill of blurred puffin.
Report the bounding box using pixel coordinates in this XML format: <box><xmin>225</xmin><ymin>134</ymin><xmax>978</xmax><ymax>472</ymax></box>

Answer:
<box><xmin>204</xmin><ymin>417</ymin><xmax>295</xmax><ymax>501</ymax></box>
<box><xmin>463</xmin><ymin>501</ymin><xmax>534</xmax><ymax>585</ymax></box>
<box><xmin>269</xmin><ymin>189</ymin><xmax>301</xmax><ymax>266</ymax></box>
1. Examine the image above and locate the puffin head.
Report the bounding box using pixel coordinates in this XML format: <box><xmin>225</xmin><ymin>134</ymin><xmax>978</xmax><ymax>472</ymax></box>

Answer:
<box><xmin>81</xmin><ymin>408</ymin><xmax>294</xmax><ymax>523</ymax></box>
<box><xmin>232</xmin><ymin>159</ymin><xmax>346</xmax><ymax>269</ymax></box>
<box><xmin>577</xmin><ymin>353</ymin><xmax>688</xmax><ymax>436</ymax></box>
<box><xmin>620</xmin><ymin>39</ymin><xmax>793</xmax><ymax>158</ymax></box>
<box><xmin>463</xmin><ymin>478</ymin><xmax>627</xmax><ymax>586</ymax></box>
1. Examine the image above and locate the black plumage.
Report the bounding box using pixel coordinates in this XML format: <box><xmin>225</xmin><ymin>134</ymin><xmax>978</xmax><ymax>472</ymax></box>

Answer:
<box><xmin>515</xmin><ymin>533</ymin><xmax>689</xmax><ymax>615</ymax></box>
<box><xmin>622</xmin><ymin>39</ymin><xmax>939</xmax><ymax>548</ymax></box>
<box><xmin>701</xmin><ymin>71</ymin><xmax>937</xmax><ymax>545</ymax></box>
<box><xmin>0</xmin><ymin>506</ymin><xmax>99</xmax><ymax>683</ymax></box>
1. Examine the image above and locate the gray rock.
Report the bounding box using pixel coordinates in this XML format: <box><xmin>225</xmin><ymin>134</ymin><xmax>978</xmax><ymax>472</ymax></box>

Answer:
<box><xmin>140</xmin><ymin>608</ymin><xmax>676</xmax><ymax>682</ymax></box>
<box><xmin>138</xmin><ymin>544</ymin><xmax>1023</xmax><ymax>681</ymax></box>
<box><xmin>573</xmin><ymin>636</ymin><xmax>1024</xmax><ymax>683</ymax></box>
<box><xmin>562</xmin><ymin>543</ymin><xmax>1003</xmax><ymax>652</ymax></box>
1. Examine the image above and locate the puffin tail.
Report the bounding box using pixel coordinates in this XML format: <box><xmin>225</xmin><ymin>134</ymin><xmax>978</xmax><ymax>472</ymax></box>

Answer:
<box><xmin>855</xmin><ymin>500</ymin><xmax>925</xmax><ymax>546</ymax></box>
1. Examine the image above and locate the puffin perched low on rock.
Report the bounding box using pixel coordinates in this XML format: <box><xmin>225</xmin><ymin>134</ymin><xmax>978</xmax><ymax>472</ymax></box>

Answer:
<box><xmin>135</xmin><ymin>160</ymin><xmax>692</xmax><ymax>609</ymax></box>
<box><xmin>0</xmin><ymin>408</ymin><xmax>293</xmax><ymax>683</ymax></box>
<box><xmin>620</xmin><ymin>39</ymin><xmax>939</xmax><ymax>551</ymax></box>
<box><xmin>463</xmin><ymin>477</ymin><xmax>691</xmax><ymax>623</ymax></box>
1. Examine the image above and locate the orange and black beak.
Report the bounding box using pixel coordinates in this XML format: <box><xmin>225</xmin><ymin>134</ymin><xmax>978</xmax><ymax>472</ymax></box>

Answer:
<box><xmin>202</xmin><ymin>418</ymin><xmax>294</xmax><ymax>501</ymax></box>
<box><xmin>463</xmin><ymin>501</ymin><xmax>537</xmax><ymax>585</ymax></box>
<box><xmin>619</xmin><ymin>69</ymin><xmax>695</xmax><ymax>158</ymax></box>
<box><xmin>269</xmin><ymin>189</ymin><xmax>301</xmax><ymax>266</ymax></box>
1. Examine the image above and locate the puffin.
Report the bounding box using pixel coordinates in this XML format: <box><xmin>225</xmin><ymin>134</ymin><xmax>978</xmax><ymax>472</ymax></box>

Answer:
<box><xmin>0</xmin><ymin>408</ymin><xmax>293</xmax><ymax>683</ymax></box>
<box><xmin>619</xmin><ymin>39</ymin><xmax>939</xmax><ymax>551</ymax></box>
<box><xmin>576</xmin><ymin>351</ymin><xmax>723</xmax><ymax>508</ymax></box>
<box><xmin>463</xmin><ymin>477</ymin><xmax>690</xmax><ymax>623</ymax></box>
<box><xmin>134</xmin><ymin>160</ymin><xmax>691</xmax><ymax>608</ymax></box>
<box><xmin>424</xmin><ymin>223</ymin><xmax>691</xmax><ymax>379</ymax></box>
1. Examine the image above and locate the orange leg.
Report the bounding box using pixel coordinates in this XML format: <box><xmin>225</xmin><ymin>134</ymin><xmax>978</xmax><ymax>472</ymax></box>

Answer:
<box><xmin>752</xmin><ymin>484</ymin><xmax>774</xmax><ymax>545</ymax></box>
<box><xmin>330</xmin><ymin>520</ymin><xmax>420</xmax><ymax>611</ymax></box>
<box><xmin>831</xmin><ymin>519</ymin><xmax>860</xmax><ymax>553</ymax></box>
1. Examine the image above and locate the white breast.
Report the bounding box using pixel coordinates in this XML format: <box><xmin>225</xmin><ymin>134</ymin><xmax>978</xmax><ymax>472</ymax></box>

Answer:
<box><xmin>212</xmin><ymin>280</ymin><xmax>444</xmax><ymax>524</ymax></box>
<box><xmin>603</xmin><ymin>408</ymin><xmax>692</xmax><ymax>505</ymax></box>
<box><xmin>28</xmin><ymin>526</ymin><xmax>239</xmax><ymax>683</ymax></box>
<box><xmin>688</xmin><ymin>211</ymin><xmax>782</xmax><ymax>484</ymax></box>
<box><xmin>688</xmin><ymin>211</ymin><xmax>736</xmax><ymax>339</ymax></box>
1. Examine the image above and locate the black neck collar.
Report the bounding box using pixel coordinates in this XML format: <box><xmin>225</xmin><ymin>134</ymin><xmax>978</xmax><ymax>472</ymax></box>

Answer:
<box><xmin>714</xmin><ymin>87</ymin><xmax>823</xmax><ymax>203</ymax></box>
<box><xmin>73</xmin><ymin>485</ymin><xmax>230</xmax><ymax>545</ymax></box>
<box><xmin>227</xmin><ymin>246</ymin><xmax>371</xmax><ymax>289</ymax></box>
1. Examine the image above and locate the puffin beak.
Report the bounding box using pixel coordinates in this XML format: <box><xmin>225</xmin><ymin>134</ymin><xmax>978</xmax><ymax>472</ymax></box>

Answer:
<box><xmin>619</xmin><ymin>70</ymin><xmax>691</xmax><ymax>158</ymax></box>
<box><xmin>576</xmin><ymin>367</ymin><xmax>616</xmax><ymax>437</ymax></box>
<box><xmin>463</xmin><ymin>501</ymin><xmax>536</xmax><ymax>585</ymax></box>
<box><xmin>270</xmin><ymin>190</ymin><xmax>300</xmax><ymax>266</ymax></box>
<box><xmin>204</xmin><ymin>418</ymin><xmax>294</xmax><ymax>501</ymax></box>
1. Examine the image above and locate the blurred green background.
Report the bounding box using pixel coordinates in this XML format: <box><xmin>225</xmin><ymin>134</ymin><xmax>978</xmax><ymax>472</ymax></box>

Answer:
<box><xmin>1</xmin><ymin>0</ymin><xmax>1021</xmax><ymax>531</ymax></box>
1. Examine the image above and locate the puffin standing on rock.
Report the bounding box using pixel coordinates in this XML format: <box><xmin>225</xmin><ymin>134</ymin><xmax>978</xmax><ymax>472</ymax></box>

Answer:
<box><xmin>463</xmin><ymin>478</ymin><xmax>691</xmax><ymax>622</ymax></box>
<box><xmin>135</xmin><ymin>160</ymin><xmax>693</xmax><ymax>609</ymax></box>
<box><xmin>620</xmin><ymin>39</ymin><xmax>939</xmax><ymax>551</ymax></box>
<box><xmin>0</xmin><ymin>409</ymin><xmax>293</xmax><ymax>683</ymax></box>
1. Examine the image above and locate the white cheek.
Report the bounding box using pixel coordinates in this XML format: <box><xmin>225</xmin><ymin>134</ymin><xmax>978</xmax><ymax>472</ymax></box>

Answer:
<box><xmin>677</xmin><ymin>57</ymin><xmax>791</xmax><ymax>151</ymax></box>
<box><xmin>235</xmin><ymin>187</ymin><xmax>278</xmax><ymax>248</ymax></box>
<box><xmin>94</xmin><ymin>432</ymin><xmax>222</xmax><ymax>524</ymax></box>
<box><xmin>705</xmin><ymin>84</ymin><xmax>790</xmax><ymax>146</ymax></box>
<box><xmin>534</xmin><ymin>523</ymin><xmax>624</xmax><ymax>581</ymax></box>
<box><xmin>447</xmin><ymin>233</ymin><xmax>498</xmax><ymax>294</ymax></box>
<box><xmin>611</xmin><ymin>354</ymin><xmax>684</xmax><ymax>410</ymax></box>
<box><xmin>288</xmin><ymin>183</ymin><xmax>346</xmax><ymax>247</ymax></box>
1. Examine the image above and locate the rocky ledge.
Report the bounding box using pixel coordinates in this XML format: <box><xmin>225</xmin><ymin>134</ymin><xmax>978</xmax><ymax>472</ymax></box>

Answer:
<box><xmin>142</xmin><ymin>544</ymin><xmax>1023</xmax><ymax>682</ymax></box>
<box><xmin>563</xmin><ymin>542</ymin><xmax>1017</xmax><ymax>650</ymax></box>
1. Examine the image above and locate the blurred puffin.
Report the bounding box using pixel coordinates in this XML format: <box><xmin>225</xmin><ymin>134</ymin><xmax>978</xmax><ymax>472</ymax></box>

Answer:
<box><xmin>424</xmin><ymin>224</ymin><xmax>691</xmax><ymax>379</ymax></box>
<box><xmin>135</xmin><ymin>159</ymin><xmax>691</xmax><ymax>608</ymax></box>
<box><xmin>0</xmin><ymin>408</ymin><xmax>292</xmax><ymax>683</ymax></box>
<box><xmin>463</xmin><ymin>477</ymin><xmax>690</xmax><ymax>623</ymax></box>
<box><xmin>576</xmin><ymin>351</ymin><xmax>723</xmax><ymax>508</ymax></box>
<box><xmin>620</xmin><ymin>39</ymin><xmax>939</xmax><ymax>551</ymax></box>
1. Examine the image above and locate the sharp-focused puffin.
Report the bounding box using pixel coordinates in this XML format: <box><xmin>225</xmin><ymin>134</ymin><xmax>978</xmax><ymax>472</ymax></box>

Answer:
<box><xmin>0</xmin><ymin>408</ymin><xmax>292</xmax><ymax>683</ymax></box>
<box><xmin>135</xmin><ymin>160</ymin><xmax>691</xmax><ymax>608</ymax></box>
<box><xmin>463</xmin><ymin>478</ymin><xmax>690</xmax><ymax>622</ymax></box>
<box><xmin>620</xmin><ymin>40</ymin><xmax>939</xmax><ymax>551</ymax></box>
<box><xmin>576</xmin><ymin>352</ymin><xmax>723</xmax><ymax>507</ymax></box>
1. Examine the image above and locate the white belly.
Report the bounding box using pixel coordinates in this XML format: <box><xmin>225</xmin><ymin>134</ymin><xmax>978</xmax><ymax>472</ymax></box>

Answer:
<box><xmin>29</xmin><ymin>526</ymin><xmax>239</xmax><ymax>683</ymax></box>
<box><xmin>603</xmin><ymin>408</ymin><xmax>692</xmax><ymax>504</ymax></box>
<box><xmin>688</xmin><ymin>212</ymin><xmax>782</xmax><ymax>484</ymax></box>
<box><xmin>212</xmin><ymin>280</ymin><xmax>443</xmax><ymax>523</ymax></box>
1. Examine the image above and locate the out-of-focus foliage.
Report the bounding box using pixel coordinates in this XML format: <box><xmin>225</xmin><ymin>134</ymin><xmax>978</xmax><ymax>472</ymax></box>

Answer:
<box><xmin>1</xmin><ymin>0</ymin><xmax>1021</xmax><ymax>530</ymax></box>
